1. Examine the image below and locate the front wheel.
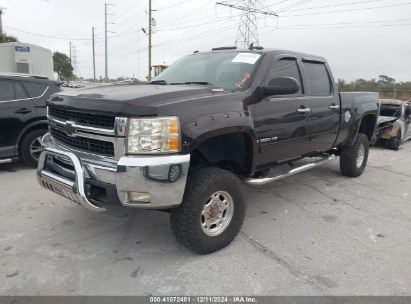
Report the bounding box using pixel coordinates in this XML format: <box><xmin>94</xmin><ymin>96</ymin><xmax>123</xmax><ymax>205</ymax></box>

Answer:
<box><xmin>340</xmin><ymin>133</ymin><xmax>369</xmax><ymax>177</ymax></box>
<box><xmin>170</xmin><ymin>167</ymin><xmax>246</xmax><ymax>254</ymax></box>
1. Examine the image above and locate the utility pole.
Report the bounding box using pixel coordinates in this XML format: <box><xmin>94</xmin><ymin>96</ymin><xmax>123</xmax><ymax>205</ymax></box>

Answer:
<box><xmin>104</xmin><ymin>3</ymin><xmax>108</xmax><ymax>81</ymax></box>
<box><xmin>0</xmin><ymin>8</ymin><xmax>4</xmax><ymax>36</ymax></box>
<box><xmin>137</xmin><ymin>30</ymin><xmax>140</xmax><ymax>80</ymax></box>
<box><xmin>69</xmin><ymin>41</ymin><xmax>72</xmax><ymax>63</ymax></box>
<box><xmin>148</xmin><ymin>0</ymin><xmax>152</xmax><ymax>82</ymax></box>
<box><xmin>92</xmin><ymin>27</ymin><xmax>96</xmax><ymax>81</ymax></box>
<box><xmin>104</xmin><ymin>2</ymin><xmax>115</xmax><ymax>82</ymax></box>
<box><xmin>216</xmin><ymin>1</ymin><xmax>277</xmax><ymax>48</ymax></box>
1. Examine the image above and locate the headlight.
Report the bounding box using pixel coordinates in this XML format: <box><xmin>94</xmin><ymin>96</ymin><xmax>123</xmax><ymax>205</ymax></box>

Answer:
<box><xmin>127</xmin><ymin>116</ymin><xmax>181</xmax><ymax>154</ymax></box>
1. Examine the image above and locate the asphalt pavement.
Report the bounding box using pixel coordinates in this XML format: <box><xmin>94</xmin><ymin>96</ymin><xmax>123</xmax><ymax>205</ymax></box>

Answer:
<box><xmin>0</xmin><ymin>143</ymin><xmax>410</xmax><ymax>295</ymax></box>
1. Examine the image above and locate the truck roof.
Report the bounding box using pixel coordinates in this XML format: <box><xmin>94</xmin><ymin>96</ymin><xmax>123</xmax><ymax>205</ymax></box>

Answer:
<box><xmin>205</xmin><ymin>47</ymin><xmax>327</xmax><ymax>63</ymax></box>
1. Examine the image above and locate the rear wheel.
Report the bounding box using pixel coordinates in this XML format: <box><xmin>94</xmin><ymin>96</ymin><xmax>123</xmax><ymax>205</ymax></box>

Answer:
<box><xmin>170</xmin><ymin>167</ymin><xmax>246</xmax><ymax>254</ymax></box>
<box><xmin>20</xmin><ymin>129</ymin><xmax>46</xmax><ymax>167</ymax></box>
<box><xmin>340</xmin><ymin>133</ymin><xmax>369</xmax><ymax>177</ymax></box>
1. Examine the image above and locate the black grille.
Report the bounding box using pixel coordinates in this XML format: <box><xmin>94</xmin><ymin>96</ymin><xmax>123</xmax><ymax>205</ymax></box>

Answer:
<box><xmin>50</xmin><ymin>127</ymin><xmax>115</xmax><ymax>156</ymax></box>
<box><xmin>49</xmin><ymin>106</ymin><xmax>115</xmax><ymax>129</ymax></box>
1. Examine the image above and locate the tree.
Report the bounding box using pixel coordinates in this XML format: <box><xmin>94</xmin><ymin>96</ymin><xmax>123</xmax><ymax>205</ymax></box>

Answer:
<box><xmin>53</xmin><ymin>51</ymin><xmax>73</xmax><ymax>80</ymax></box>
<box><xmin>0</xmin><ymin>33</ymin><xmax>18</xmax><ymax>43</ymax></box>
<box><xmin>378</xmin><ymin>75</ymin><xmax>395</xmax><ymax>84</ymax></box>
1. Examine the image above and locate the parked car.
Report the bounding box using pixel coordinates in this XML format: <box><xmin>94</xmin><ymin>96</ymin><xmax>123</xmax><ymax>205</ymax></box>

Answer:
<box><xmin>376</xmin><ymin>99</ymin><xmax>411</xmax><ymax>150</ymax></box>
<box><xmin>37</xmin><ymin>47</ymin><xmax>379</xmax><ymax>254</ymax></box>
<box><xmin>0</xmin><ymin>74</ymin><xmax>61</xmax><ymax>166</ymax></box>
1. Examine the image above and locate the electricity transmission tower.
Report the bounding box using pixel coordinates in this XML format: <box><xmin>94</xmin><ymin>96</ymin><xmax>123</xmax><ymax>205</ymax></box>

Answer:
<box><xmin>216</xmin><ymin>1</ymin><xmax>277</xmax><ymax>48</ymax></box>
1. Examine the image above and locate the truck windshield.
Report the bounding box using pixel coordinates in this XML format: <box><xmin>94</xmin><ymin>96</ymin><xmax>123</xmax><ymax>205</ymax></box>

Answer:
<box><xmin>152</xmin><ymin>52</ymin><xmax>262</xmax><ymax>91</ymax></box>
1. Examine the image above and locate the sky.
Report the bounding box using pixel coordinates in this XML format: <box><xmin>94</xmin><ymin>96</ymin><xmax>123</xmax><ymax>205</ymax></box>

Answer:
<box><xmin>1</xmin><ymin>0</ymin><xmax>410</xmax><ymax>81</ymax></box>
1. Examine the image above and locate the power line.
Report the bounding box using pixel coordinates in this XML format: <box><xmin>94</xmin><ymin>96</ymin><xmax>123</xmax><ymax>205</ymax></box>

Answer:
<box><xmin>156</xmin><ymin>14</ymin><xmax>242</xmax><ymax>31</ymax></box>
<box><xmin>268</xmin><ymin>17</ymin><xmax>411</xmax><ymax>28</ymax></box>
<box><xmin>156</xmin><ymin>0</ymin><xmax>194</xmax><ymax>10</ymax></box>
<box><xmin>280</xmin><ymin>2</ymin><xmax>411</xmax><ymax>17</ymax></box>
<box><xmin>277</xmin><ymin>0</ymin><xmax>313</xmax><ymax>13</ymax></box>
<box><xmin>257</xmin><ymin>0</ymin><xmax>292</xmax><ymax>11</ymax></box>
<box><xmin>284</xmin><ymin>0</ymin><xmax>386</xmax><ymax>12</ymax></box>
<box><xmin>5</xmin><ymin>26</ymin><xmax>91</xmax><ymax>40</ymax></box>
<box><xmin>277</xmin><ymin>22</ymin><xmax>411</xmax><ymax>30</ymax></box>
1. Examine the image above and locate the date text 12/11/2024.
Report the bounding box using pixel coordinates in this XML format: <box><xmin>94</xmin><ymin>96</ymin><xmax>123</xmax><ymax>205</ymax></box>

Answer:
<box><xmin>149</xmin><ymin>296</ymin><xmax>257</xmax><ymax>303</ymax></box>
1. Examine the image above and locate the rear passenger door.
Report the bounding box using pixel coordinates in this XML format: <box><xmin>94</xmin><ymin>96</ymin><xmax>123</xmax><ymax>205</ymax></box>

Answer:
<box><xmin>22</xmin><ymin>81</ymin><xmax>50</xmax><ymax>116</ymax></box>
<box><xmin>302</xmin><ymin>61</ymin><xmax>340</xmax><ymax>152</ymax></box>
<box><xmin>0</xmin><ymin>79</ymin><xmax>35</xmax><ymax>152</ymax></box>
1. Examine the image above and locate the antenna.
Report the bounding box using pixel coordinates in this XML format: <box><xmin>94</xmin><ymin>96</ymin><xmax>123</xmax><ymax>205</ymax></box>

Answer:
<box><xmin>216</xmin><ymin>1</ymin><xmax>277</xmax><ymax>48</ymax></box>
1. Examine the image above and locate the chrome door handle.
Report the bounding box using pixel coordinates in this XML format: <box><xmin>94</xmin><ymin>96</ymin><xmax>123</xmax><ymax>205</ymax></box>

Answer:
<box><xmin>329</xmin><ymin>105</ymin><xmax>340</xmax><ymax>110</ymax></box>
<box><xmin>296</xmin><ymin>108</ymin><xmax>311</xmax><ymax>113</ymax></box>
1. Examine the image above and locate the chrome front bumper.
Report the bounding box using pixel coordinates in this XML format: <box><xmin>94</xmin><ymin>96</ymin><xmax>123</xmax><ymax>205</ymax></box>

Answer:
<box><xmin>37</xmin><ymin>133</ymin><xmax>190</xmax><ymax>212</ymax></box>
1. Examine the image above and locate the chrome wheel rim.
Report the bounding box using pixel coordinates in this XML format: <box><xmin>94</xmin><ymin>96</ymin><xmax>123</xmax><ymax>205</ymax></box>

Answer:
<box><xmin>30</xmin><ymin>136</ymin><xmax>43</xmax><ymax>161</ymax></box>
<box><xmin>200</xmin><ymin>191</ymin><xmax>234</xmax><ymax>237</ymax></box>
<box><xmin>356</xmin><ymin>144</ymin><xmax>365</xmax><ymax>168</ymax></box>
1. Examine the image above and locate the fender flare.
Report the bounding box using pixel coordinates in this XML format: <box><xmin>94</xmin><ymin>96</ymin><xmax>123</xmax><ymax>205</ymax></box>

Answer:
<box><xmin>181</xmin><ymin>112</ymin><xmax>258</xmax><ymax>173</ymax></box>
<box><xmin>346</xmin><ymin>111</ymin><xmax>377</xmax><ymax>146</ymax></box>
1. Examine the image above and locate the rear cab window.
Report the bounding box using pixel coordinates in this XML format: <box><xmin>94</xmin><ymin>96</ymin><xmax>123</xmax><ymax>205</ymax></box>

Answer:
<box><xmin>303</xmin><ymin>62</ymin><xmax>332</xmax><ymax>96</ymax></box>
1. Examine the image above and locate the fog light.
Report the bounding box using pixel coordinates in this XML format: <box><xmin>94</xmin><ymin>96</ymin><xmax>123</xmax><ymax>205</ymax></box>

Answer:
<box><xmin>128</xmin><ymin>191</ymin><xmax>151</xmax><ymax>203</ymax></box>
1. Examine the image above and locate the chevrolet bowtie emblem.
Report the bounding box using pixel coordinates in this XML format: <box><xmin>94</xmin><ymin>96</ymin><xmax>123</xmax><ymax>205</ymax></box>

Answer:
<box><xmin>65</xmin><ymin>121</ymin><xmax>76</xmax><ymax>137</ymax></box>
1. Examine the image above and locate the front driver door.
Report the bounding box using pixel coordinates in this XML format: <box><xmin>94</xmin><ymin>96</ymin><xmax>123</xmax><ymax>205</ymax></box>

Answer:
<box><xmin>253</xmin><ymin>56</ymin><xmax>312</xmax><ymax>167</ymax></box>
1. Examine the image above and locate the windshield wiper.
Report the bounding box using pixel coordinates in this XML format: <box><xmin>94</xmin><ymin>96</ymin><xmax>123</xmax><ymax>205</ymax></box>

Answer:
<box><xmin>170</xmin><ymin>81</ymin><xmax>210</xmax><ymax>85</ymax></box>
<box><xmin>150</xmin><ymin>80</ymin><xmax>167</xmax><ymax>85</ymax></box>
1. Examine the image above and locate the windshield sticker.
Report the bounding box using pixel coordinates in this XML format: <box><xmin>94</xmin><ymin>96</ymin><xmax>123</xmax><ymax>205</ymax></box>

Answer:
<box><xmin>235</xmin><ymin>72</ymin><xmax>251</xmax><ymax>89</ymax></box>
<box><xmin>232</xmin><ymin>53</ymin><xmax>261</xmax><ymax>64</ymax></box>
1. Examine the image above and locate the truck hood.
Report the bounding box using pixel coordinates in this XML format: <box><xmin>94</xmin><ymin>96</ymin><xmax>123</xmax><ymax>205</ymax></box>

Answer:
<box><xmin>48</xmin><ymin>84</ymin><xmax>221</xmax><ymax>116</ymax></box>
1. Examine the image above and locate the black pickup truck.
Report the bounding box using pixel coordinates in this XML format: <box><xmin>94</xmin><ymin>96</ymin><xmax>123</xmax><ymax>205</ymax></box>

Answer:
<box><xmin>37</xmin><ymin>47</ymin><xmax>379</xmax><ymax>254</ymax></box>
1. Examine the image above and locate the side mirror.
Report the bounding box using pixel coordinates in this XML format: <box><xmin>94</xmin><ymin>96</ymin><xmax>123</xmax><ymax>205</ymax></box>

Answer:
<box><xmin>263</xmin><ymin>77</ymin><xmax>300</xmax><ymax>96</ymax></box>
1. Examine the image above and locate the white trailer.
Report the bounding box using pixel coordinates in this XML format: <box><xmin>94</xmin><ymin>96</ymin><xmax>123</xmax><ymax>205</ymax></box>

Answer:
<box><xmin>0</xmin><ymin>42</ymin><xmax>54</xmax><ymax>79</ymax></box>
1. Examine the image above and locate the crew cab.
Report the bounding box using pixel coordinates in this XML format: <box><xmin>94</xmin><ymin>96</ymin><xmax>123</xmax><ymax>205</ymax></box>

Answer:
<box><xmin>0</xmin><ymin>74</ymin><xmax>61</xmax><ymax>166</ymax></box>
<box><xmin>37</xmin><ymin>47</ymin><xmax>379</xmax><ymax>254</ymax></box>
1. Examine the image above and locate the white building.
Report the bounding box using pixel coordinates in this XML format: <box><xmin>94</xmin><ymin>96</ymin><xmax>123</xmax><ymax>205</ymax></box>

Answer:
<box><xmin>0</xmin><ymin>42</ymin><xmax>54</xmax><ymax>79</ymax></box>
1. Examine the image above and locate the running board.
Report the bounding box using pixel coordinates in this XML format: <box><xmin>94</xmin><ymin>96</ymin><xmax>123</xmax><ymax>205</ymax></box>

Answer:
<box><xmin>245</xmin><ymin>154</ymin><xmax>336</xmax><ymax>186</ymax></box>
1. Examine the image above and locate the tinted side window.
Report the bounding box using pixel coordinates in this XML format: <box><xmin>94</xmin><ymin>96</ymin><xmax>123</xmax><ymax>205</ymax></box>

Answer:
<box><xmin>266</xmin><ymin>58</ymin><xmax>303</xmax><ymax>94</ymax></box>
<box><xmin>14</xmin><ymin>82</ymin><xmax>29</xmax><ymax>99</ymax></box>
<box><xmin>0</xmin><ymin>80</ymin><xmax>15</xmax><ymax>101</ymax></box>
<box><xmin>304</xmin><ymin>62</ymin><xmax>331</xmax><ymax>96</ymax></box>
<box><xmin>23</xmin><ymin>82</ymin><xmax>47</xmax><ymax>98</ymax></box>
